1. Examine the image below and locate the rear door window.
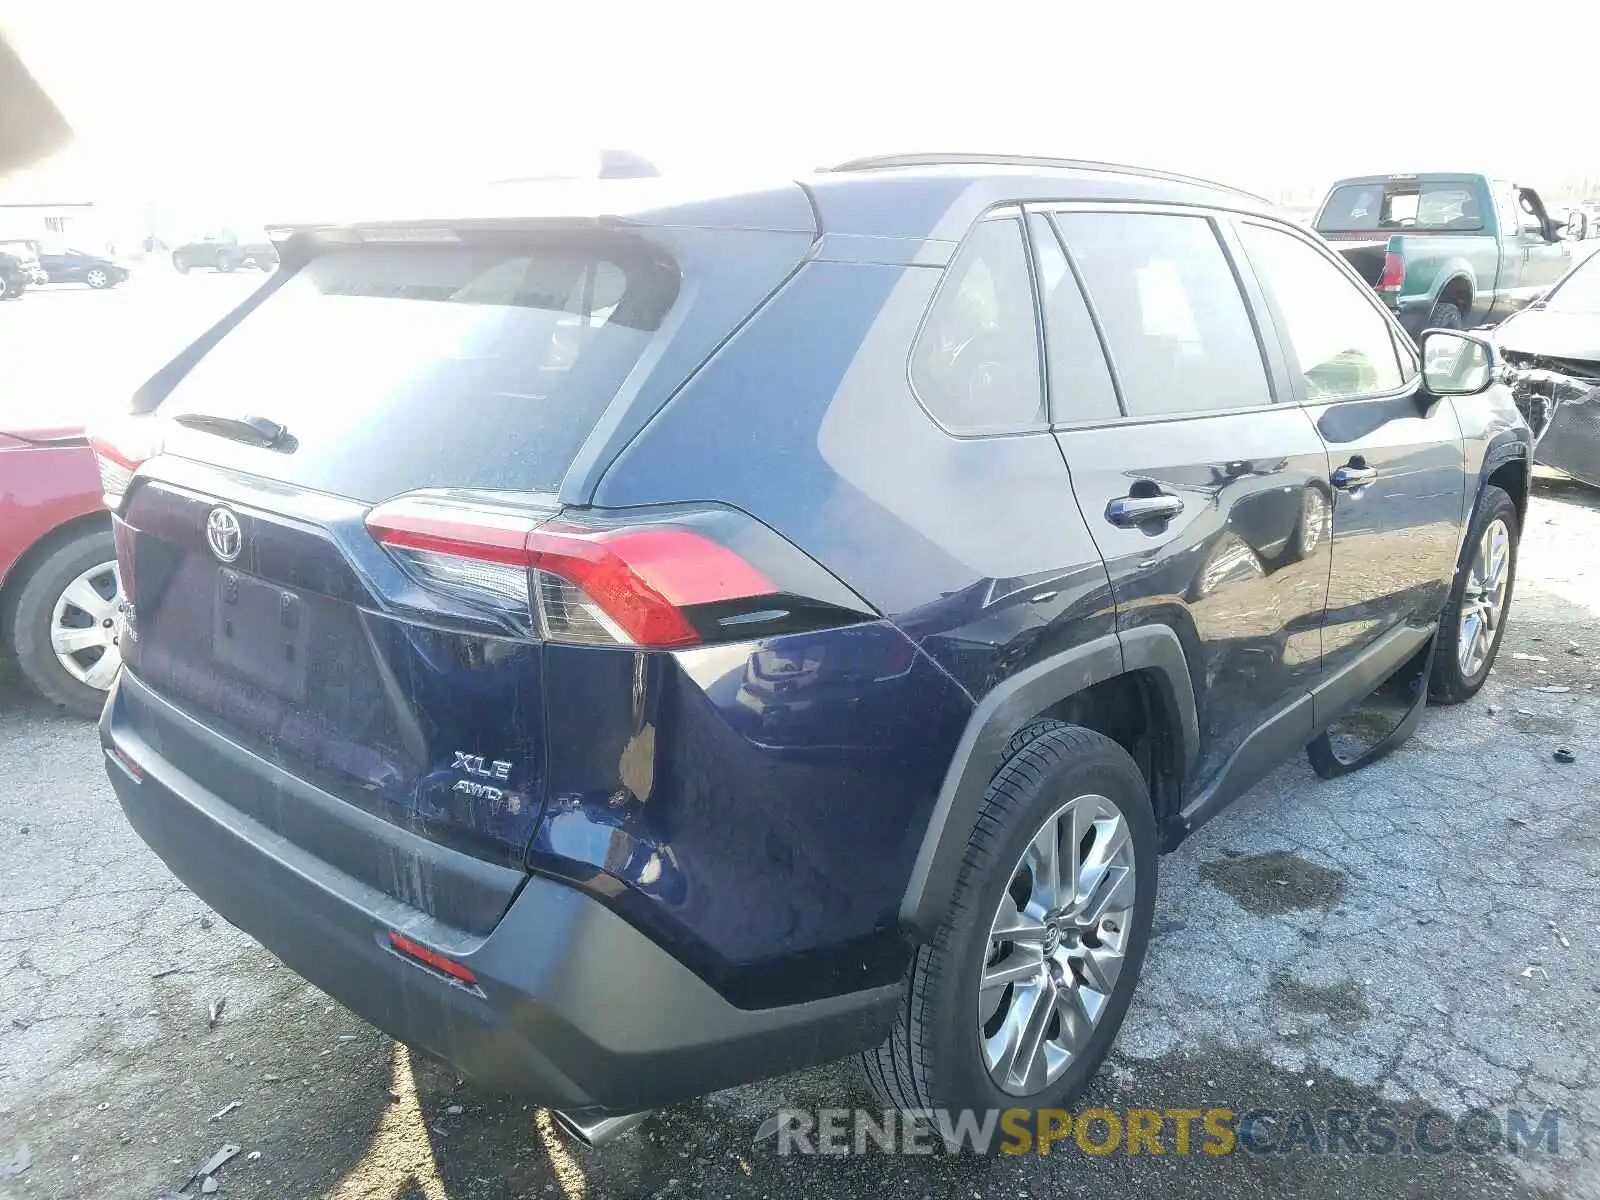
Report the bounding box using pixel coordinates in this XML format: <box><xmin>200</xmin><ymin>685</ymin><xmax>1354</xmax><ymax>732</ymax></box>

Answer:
<box><xmin>1051</xmin><ymin>211</ymin><xmax>1271</xmax><ymax>418</ymax></box>
<box><xmin>158</xmin><ymin>235</ymin><xmax>679</xmax><ymax>501</ymax></box>
<box><xmin>911</xmin><ymin>216</ymin><xmax>1045</xmax><ymax>433</ymax></box>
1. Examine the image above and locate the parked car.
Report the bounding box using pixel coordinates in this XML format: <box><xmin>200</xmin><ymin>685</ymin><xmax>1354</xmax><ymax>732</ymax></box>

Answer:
<box><xmin>1495</xmin><ymin>246</ymin><xmax>1600</xmax><ymax>486</ymax></box>
<box><xmin>171</xmin><ymin>232</ymin><xmax>278</xmax><ymax>273</ymax></box>
<box><xmin>37</xmin><ymin>245</ymin><xmax>128</xmax><ymax>288</ymax></box>
<box><xmin>95</xmin><ymin>155</ymin><xmax>1529</xmax><ymax>1139</ymax></box>
<box><xmin>0</xmin><ymin>240</ymin><xmax>38</xmax><ymax>297</ymax></box>
<box><xmin>1</xmin><ymin>414</ymin><xmax>119</xmax><ymax>716</ymax></box>
<box><xmin>1314</xmin><ymin>172</ymin><xmax>1595</xmax><ymax>337</ymax></box>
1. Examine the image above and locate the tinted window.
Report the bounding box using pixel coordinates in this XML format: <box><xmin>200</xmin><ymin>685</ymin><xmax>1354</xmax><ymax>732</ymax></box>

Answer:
<box><xmin>912</xmin><ymin>217</ymin><xmax>1044</xmax><ymax>432</ymax></box>
<box><xmin>1052</xmin><ymin>212</ymin><xmax>1270</xmax><ymax>417</ymax></box>
<box><xmin>1239</xmin><ymin>223</ymin><xmax>1404</xmax><ymax>400</ymax></box>
<box><xmin>158</xmin><ymin>237</ymin><xmax>678</xmax><ymax>501</ymax></box>
<box><xmin>1318</xmin><ymin>181</ymin><xmax>1483</xmax><ymax>232</ymax></box>
<box><xmin>1027</xmin><ymin>214</ymin><xmax>1119</xmax><ymax>423</ymax></box>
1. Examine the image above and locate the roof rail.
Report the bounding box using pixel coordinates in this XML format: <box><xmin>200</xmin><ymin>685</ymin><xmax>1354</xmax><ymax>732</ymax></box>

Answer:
<box><xmin>821</xmin><ymin>152</ymin><xmax>1271</xmax><ymax>205</ymax></box>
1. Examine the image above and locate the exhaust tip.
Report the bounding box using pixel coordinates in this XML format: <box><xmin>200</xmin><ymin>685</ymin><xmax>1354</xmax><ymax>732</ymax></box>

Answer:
<box><xmin>552</xmin><ymin>1108</ymin><xmax>652</xmax><ymax>1148</ymax></box>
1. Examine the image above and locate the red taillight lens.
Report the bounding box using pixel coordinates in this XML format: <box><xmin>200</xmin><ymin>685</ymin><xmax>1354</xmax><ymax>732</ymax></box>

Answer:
<box><xmin>528</xmin><ymin>524</ymin><xmax>775</xmax><ymax>647</ymax></box>
<box><xmin>387</xmin><ymin>931</ymin><xmax>479</xmax><ymax>986</ymax></box>
<box><xmin>87</xmin><ymin>415</ymin><xmax>162</xmax><ymax>510</ymax></box>
<box><xmin>364</xmin><ymin>495</ymin><xmax>817</xmax><ymax>649</ymax></box>
<box><xmin>1377</xmin><ymin>252</ymin><xmax>1405</xmax><ymax>292</ymax></box>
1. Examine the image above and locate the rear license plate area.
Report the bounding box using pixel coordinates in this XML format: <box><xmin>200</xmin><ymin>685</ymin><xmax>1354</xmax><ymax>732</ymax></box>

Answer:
<box><xmin>213</xmin><ymin>568</ymin><xmax>310</xmax><ymax>700</ymax></box>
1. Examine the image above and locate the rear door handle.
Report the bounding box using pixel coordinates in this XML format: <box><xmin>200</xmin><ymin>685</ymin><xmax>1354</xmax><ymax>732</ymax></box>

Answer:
<box><xmin>1106</xmin><ymin>494</ymin><xmax>1185</xmax><ymax>527</ymax></box>
<box><xmin>1332</xmin><ymin>464</ymin><xmax>1378</xmax><ymax>491</ymax></box>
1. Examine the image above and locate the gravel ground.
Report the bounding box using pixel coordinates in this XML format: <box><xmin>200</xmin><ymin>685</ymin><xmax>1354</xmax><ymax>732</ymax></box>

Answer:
<box><xmin>1</xmin><ymin>278</ymin><xmax>1597</xmax><ymax>1199</ymax></box>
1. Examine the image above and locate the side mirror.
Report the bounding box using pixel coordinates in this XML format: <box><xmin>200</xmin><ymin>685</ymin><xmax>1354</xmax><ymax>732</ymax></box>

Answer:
<box><xmin>1420</xmin><ymin>330</ymin><xmax>1496</xmax><ymax>397</ymax></box>
<box><xmin>1562</xmin><ymin>211</ymin><xmax>1590</xmax><ymax>241</ymax></box>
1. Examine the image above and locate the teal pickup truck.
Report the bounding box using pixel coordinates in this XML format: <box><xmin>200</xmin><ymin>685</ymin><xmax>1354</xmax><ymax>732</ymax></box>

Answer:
<box><xmin>1313</xmin><ymin>173</ymin><xmax>1595</xmax><ymax>337</ymax></box>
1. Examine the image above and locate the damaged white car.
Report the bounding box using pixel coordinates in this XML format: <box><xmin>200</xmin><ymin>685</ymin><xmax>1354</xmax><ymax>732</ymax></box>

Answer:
<box><xmin>1496</xmin><ymin>249</ymin><xmax>1600</xmax><ymax>486</ymax></box>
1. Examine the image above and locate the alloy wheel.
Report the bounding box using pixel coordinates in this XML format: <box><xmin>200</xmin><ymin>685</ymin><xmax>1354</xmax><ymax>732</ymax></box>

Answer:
<box><xmin>1458</xmin><ymin>517</ymin><xmax>1511</xmax><ymax>678</ymax></box>
<box><xmin>979</xmin><ymin>793</ymin><xmax>1137</xmax><ymax>1096</ymax></box>
<box><xmin>86</xmin><ymin>268</ymin><xmax>108</xmax><ymax>288</ymax></box>
<box><xmin>50</xmin><ymin>561</ymin><xmax>122</xmax><ymax>690</ymax></box>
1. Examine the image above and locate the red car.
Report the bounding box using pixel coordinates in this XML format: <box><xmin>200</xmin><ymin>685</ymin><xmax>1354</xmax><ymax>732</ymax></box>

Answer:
<box><xmin>1</xmin><ymin>414</ymin><xmax>119</xmax><ymax>716</ymax></box>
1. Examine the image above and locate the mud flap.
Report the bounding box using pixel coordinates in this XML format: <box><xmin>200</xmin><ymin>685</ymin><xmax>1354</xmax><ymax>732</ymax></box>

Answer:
<box><xmin>1306</xmin><ymin>634</ymin><xmax>1436</xmax><ymax>779</ymax></box>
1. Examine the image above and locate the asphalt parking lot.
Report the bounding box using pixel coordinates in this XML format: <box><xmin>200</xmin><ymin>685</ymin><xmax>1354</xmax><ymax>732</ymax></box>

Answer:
<box><xmin>2</xmin><ymin>279</ymin><xmax>1598</xmax><ymax>1199</ymax></box>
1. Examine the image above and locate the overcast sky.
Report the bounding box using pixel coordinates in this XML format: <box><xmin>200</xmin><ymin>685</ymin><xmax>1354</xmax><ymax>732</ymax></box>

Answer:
<box><xmin>4</xmin><ymin>0</ymin><xmax>1593</xmax><ymax>212</ymax></box>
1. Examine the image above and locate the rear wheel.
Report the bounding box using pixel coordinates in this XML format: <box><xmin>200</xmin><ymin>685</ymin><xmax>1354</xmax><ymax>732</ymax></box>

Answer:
<box><xmin>1426</xmin><ymin>299</ymin><xmax>1465</xmax><ymax>331</ymax></box>
<box><xmin>7</xmin><ymin>526</ymin><xmax>122</xmax><ymax>718</ymax></box>
<box><xmin>172</xmin><ymin>253</ymin><xmax>190</xmax><ymax>274</ymax></box>
<box><xmin>1429</xmin><ymin>485</ymin><xmax>1518</xmax><ymax>704</ymax></box>
<box><xmin>215</xmin><ymin>254</ymin><xmax>237</xmax><ymax>273</ymax></box>
<box><xmin>85</xmin><ymin>267</ymin><xmax>110</xmax><ymax>289</ymax></box>
<box><xmin>861</xmin><ymin>724</ymin><xmax>1156</xmax><ymax>1122</ymax></box>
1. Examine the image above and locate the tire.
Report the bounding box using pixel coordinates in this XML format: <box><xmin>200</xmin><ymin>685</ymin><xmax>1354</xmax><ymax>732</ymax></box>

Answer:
<box><xmin>861</xmin><ymin>723</ymin><xmax>1157</xmax><ymax>1124</ymax></box>
<box><xmin>85</xmin><ymin>268</ymin><xmax>110</xmax><ymax>289</ymax></box>
<box><xmin>172</xmin><ymin>253</ymin><xmax>190</xmax><ymax>274</ymax></box>
<box><xmin>1429</xmin><ymin>485</ymin><xmax>1518</xmax><ymax>704</ymax></box>
<box><xmin>6</xmin><ymin>526</ymin><xmax>121</xmax><ymax>719</ymax></box>
<box><xmin>1426</xmin><ymin>300</ymin><xmax>1465</xmax><ymax>331</ymax></box>
<box><xmin>215</xmin><ymin>255</ymin><xmax>237</xmax><ymax>273</ymax></box>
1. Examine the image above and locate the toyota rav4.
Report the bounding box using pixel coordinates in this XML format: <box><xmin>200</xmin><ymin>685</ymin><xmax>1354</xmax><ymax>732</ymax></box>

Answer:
<box><xmin>95</xmin><ymin>154</ymin><xmax>1529</xmax><ymax>1141</ymax></box>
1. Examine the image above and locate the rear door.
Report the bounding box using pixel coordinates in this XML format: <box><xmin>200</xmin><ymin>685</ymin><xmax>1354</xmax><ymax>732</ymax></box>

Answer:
<box><xmin>1039</xmin><ymin>206</ymin><xmax>1333</xmax><ymax>790</ymax></box>
<box><xmin>1234</xmin><ymin>217</ymin><xmax>1466</xmax><ymax>694</ymax></box>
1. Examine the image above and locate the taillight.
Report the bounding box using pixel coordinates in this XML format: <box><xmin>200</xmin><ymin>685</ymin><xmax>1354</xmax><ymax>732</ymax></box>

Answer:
<box><xmin>365</xmin><ymin>494</ymin><xmax>873</xmax><ymax>648</ymax></box>
<box><xmin>1377</xmin><ymin>252</ymin><xmax>1405</xmax><ymax>292</ymax></box>
<box><xmin>87</xmin><ymin>415</ymin><xmax>162</xmax><ymax>510</ymax></box>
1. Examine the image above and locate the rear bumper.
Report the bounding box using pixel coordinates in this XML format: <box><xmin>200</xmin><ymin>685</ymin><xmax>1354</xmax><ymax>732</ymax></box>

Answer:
<box><xmin>101</xmin><ymin>673</ymin><xmax>899</xmax><ymax>1111</ymax></box>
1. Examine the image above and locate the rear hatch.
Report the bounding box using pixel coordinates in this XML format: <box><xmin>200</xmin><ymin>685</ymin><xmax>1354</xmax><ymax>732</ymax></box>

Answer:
<box><xmin>107</xmin><ymin>194</ymin><xmax>818</xmax><ymax>878</ymax></box>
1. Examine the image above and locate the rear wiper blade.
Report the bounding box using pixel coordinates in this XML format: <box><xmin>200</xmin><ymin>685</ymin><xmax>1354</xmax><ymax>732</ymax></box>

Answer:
<box><xmin>173</xmin><ymin>412</ymin><xmax>293</xmax><ymax>450</ymax></box>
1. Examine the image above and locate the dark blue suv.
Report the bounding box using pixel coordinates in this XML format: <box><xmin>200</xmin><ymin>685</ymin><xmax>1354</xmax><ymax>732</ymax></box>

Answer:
<box><xmin>95</xmin><ymin>154</ymin><xmax>1530</xmax><ymax>1138</ymax></box>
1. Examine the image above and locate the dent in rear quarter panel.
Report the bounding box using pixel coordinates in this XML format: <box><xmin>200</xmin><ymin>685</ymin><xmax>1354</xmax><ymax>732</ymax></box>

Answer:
<box><xmin>532</xmin><ymin>628</ymin><xmax>969</xmax><ymax>1007</ymax></box>
<box><xmin>567</xmin><ymin>257</ymin><xmax>1115</xmax><ymax>1005</ymax></box>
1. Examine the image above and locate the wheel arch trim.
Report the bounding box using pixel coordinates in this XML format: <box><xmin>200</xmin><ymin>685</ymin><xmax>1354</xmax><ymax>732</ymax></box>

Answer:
<box><xmin>898</xmin><ymin>625</ymin><xmax>1197</xmax><ymax>940</ymax></box>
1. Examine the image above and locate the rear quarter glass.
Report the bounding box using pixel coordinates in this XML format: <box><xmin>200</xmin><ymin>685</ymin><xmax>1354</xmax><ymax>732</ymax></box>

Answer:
<box><xmin>155</xmin><ymin>235</ymin><xmax>679</xmax><ymax>501</ymax></box>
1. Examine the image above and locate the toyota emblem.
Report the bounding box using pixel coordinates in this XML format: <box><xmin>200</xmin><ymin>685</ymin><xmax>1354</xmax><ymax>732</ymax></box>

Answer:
<box><xmin>206</xmin><ymin>506</ymin><xmax>243</xmax><ymax>563</ymax></box>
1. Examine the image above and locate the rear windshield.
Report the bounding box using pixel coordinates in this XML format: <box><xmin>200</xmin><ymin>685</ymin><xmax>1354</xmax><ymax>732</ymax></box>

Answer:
<box><xmin>1318</xmin><ymin>181</ymin><xmax>1483</xmax><ymax>233</ymax></box>
<box><xmin>158</xmin><ymin>235</ymin><xmax>679</xmax><ymax>501</ymax></box>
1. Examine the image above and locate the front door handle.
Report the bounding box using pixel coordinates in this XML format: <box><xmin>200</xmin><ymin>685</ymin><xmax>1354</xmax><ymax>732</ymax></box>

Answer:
<box><xmin>1106</xmin><ymin>494</ymin><xmax>1185</xmax><ymax>527</ymax></box>
<box><xmin>1332</xmin><ymin>463</ymin><xmax>1378</xmax><ymax>491</ymax></box>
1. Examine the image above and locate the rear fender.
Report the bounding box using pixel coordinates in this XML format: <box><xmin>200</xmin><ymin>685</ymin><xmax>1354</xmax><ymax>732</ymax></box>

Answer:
<box><xmin>1424</xmin><ymin>263</ymin><xmax>1477</xmax><ymax>314</ymax></box>
<box><xmin>898</xmin><ymin>625</ymin><xmax>1197</xmax><ymax>940</ymax></box>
